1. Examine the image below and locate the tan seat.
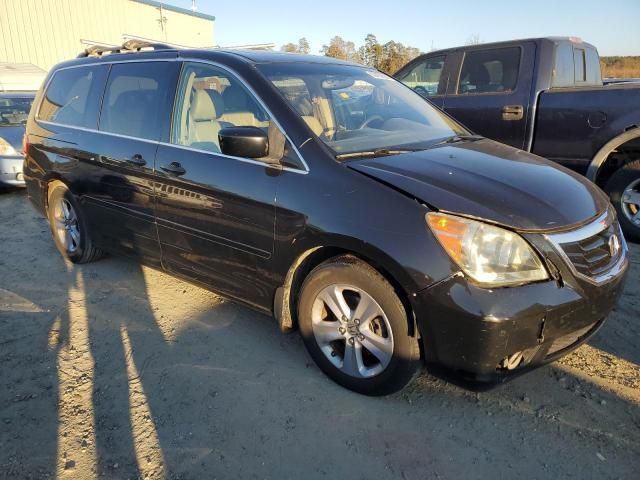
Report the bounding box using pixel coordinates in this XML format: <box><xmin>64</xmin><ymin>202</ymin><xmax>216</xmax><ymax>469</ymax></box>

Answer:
<box><xmin>302</xmin><ymin>115</ymin><xmax>323</xmax><ymax>136</ymax></box>
<box><xmin>188</xmin><ymin>89</ymin><xmax>221</xmax><ymax>150</ymax></box>
<box><xmin>219</xmin><ymin>85</ymin><xmax>268</xmax><ymax>128</ymax></box>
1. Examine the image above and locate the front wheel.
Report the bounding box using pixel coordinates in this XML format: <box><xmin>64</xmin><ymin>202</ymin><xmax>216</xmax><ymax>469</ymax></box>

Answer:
<box><xmin>298</xmin><ymin>256</ymin><xmax>421</xmax><ymax>395</ymax></box>
<box><xmin>605</xmin><ymin>160</ymin><xmax>640</xmax><ymax>242</ymax></box>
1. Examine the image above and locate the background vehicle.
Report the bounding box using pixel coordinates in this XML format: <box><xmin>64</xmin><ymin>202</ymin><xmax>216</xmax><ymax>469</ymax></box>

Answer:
<box><xmin>395</xmin><ymin>37</ymin><xmax>640</xmax><ymax>241</ymax></box>
<box><xmin>0</xmin><ymin>63</ymin><xmax>45</xmax><ymax>188</ymax></box>
<box><xmin>23</xmin><ymin>42</ymin><xmax>627</xmax><ymax>395</ymax></box>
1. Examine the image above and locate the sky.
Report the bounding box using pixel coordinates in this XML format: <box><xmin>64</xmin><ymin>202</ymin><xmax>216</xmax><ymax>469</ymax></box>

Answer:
<box><xmin>165</xmin><ymin>0</ymin><xmax>640</xmax><ymax>56</ymax></box>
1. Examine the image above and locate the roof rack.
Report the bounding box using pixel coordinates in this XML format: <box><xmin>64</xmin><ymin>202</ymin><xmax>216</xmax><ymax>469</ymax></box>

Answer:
<box><xmin>77</xmin><ymin>39</ymin><xmax>175</xmax><ymax>58</ymax></box>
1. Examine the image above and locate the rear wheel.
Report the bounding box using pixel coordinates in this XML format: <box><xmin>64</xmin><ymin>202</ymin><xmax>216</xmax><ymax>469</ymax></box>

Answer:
<box><xmin>47</xmin><ymin>183</ymin><xmax>103</xmax><ymax>263</ymax></box>
<box><xmin>605</xmin><ymin>160</ymin><xmax>640</xmax><ymax>242</ymax></box>
<box><xmin>298</xmin><ymin>256</ymin><xmax>421</xmax><ymax>395</ymax></box>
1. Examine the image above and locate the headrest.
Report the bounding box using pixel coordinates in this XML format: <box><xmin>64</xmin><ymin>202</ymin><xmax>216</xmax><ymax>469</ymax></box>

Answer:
<box><xmin>206</xmin><ymin>90</ymin><xmax>225</xmax><ymax>118</ymax></box>
<box><xmin>293</xmin><ymin>96</ymin><xmax>313</xmax><ymax>116</ymax></box>
<box><xmin>222</xmin><ymin>85</ymin><xmax>248</xmax><ymax>112</ymax></box>
<box><xmin>372</xmin><ymin>87</ymin><xmax>387</xmax><ymax>105</ymax></box>
<box><xmin>469</xmin><ymin>64</ymin><xmax>490</xmax><ymax>85</ymax></box>
<box><xmin>191</xmin><ymin>89</ymin><xmax>216</xmax><ymax>121</ymax></box>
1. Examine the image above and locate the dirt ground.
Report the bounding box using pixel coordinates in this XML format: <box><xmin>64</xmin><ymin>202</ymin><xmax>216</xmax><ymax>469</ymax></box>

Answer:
<box><xmin>1</xmin><ymin>188</ymin><xmax>639</xmax><ymax>480</ymax></box>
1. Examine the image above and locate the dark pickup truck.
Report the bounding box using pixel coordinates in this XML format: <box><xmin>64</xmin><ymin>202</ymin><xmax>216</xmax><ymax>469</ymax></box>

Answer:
<box><xmin>395</xmin><ymin>37</ymin><xmax>640</xmax><ymax>240</ymax></box>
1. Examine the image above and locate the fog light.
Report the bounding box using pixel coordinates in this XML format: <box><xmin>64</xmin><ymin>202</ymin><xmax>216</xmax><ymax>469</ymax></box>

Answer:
<box><xmin>16</xmin><ymin>172</ymin><xmax>24</xmax><ymax>181</ymax></box>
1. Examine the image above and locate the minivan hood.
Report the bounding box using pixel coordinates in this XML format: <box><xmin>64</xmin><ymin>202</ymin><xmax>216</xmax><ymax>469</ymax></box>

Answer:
<box><xmin>347</xmin><ymin>139</ymin><xmax>608</xmax><ymax>231</ymax></box>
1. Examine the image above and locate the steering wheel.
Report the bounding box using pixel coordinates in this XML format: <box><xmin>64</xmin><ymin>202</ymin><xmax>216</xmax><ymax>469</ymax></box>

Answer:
<box><xmin>358</xmin><ymin>115</ymin><xmax>384</xmax><ymax>130</ymax></box>
<box><xmin>414</xmin><ymin>86</ymin><xmax>429</xmax><ymax>97</ymax></box>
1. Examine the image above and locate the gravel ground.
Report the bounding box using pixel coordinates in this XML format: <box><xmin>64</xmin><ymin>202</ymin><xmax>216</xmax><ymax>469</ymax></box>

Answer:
<box><xmin>0</xmin><ymin>188</ymin><xmax>639</xmax><ymax>480</ymax></box>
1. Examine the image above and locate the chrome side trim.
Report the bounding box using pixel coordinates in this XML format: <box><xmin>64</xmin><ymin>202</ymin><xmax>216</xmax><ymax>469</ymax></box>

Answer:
<box><xmin>544</xmin><ymin>210</ymin><xmax>628</xmax><ymax>285</ymax></box>
<box><xmin>35</xmin><ymin>57</ymin><xmax>310</xmax><ymax>174</ymax></box>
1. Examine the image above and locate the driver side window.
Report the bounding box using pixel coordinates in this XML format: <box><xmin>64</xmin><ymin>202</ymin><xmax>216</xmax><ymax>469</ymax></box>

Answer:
<box><xmin>171</xmin><ymin>62</ymin><xmax>303</xmax><ymax>168</ymax></box>
<box><xmin>172</xmin><ymin>63</ymin><xmax>270</xmax><ymax>154</ymax></box>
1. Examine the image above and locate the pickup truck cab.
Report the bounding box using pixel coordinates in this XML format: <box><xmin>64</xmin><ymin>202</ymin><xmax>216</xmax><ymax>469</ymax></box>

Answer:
<box><xmin>395</xmin><ymin>37</ymin><xmax>640</xmax><ymax>240</ymax></box>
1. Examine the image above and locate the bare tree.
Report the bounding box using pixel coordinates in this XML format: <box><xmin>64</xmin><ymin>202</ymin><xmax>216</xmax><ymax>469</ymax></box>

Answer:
<box><xmin>466</xmin><ymin>33</ymin><xmax>481</xmax><ymax>45</ymax></box>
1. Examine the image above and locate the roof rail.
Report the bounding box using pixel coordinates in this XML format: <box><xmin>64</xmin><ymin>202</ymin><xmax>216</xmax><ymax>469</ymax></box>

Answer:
<box><xmin>77</xmin><ymin>39</ymin><xmax>175</xmax><ymax>58</ymax></box>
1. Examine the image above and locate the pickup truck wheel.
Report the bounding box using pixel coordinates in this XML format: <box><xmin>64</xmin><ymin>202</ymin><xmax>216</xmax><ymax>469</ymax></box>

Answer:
<box><xmin>298</xmin><ymin>255</ymin><xmax>421</xmax><ymax>396</ymax></box>
<box><xmin>47</xmin><ymin>183</ymin><xmax>104</xmax><ymax>263</ymax></box>
<box><xmin>605</xmin><ymin>160</ymin><xmax>640</xmax><ymax>242</ymax></box>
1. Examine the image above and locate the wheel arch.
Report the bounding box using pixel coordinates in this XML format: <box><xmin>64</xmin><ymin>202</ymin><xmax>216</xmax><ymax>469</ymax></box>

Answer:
<box><xmin>587</xmin><ymin>127</ymin><xmax>640</xmax><ymax>186</ymax></box>
<box><xmin>273</xmin><ymin>241</ymin><xmax>420</xmax><ymax>343</ymax></box>
<box><xmin>43</xmin><ymin>175</ymin><xmax>69</xmax><ymax>211</ymax></box>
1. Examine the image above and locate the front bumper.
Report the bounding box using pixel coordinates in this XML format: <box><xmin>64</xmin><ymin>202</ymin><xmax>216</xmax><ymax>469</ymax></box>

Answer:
<box><xmin>412</xmin><ymin>217</ymin><xmax>629</xmax><ymax>384</ymax></box>
<box><xmin>0</xmin><ymin>156</ymin><xmax>26</xmax><ymax>186</ymax></box>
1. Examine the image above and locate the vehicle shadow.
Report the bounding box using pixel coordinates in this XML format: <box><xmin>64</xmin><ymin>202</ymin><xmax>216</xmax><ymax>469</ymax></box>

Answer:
<box><xmin>586</xmin><ymin>243</ymin><xmax>640</xmax><ymax>365</ymax></box>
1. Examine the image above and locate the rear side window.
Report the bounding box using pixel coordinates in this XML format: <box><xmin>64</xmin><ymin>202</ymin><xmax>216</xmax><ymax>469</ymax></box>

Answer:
<box><xmin>396</xmin><ymin>55</ymin><xmax>446</xmax><ymax>98</ymax></box>
<box><xmin>38</xmin><ymin>66</ymin><xmax>107</xmax><ymax>128</ymax></box>
<box><xmin>552</xmin><ymin>43</ymin><xmax>603</xmax><ymax>87</ymax></box>
<box><xmin>99</xmin><ymin>62</ymin><xmax>177</xmax><ymax>141</ymax></box>
<box><xmin>457</xmin><ymin>47</ymin><xmax>520</xmax><ymax>94</ymax></box>
<box><xmin>574</xmin><ymin>48</ymin><xmax>586</xmax><ymax>82</ymax></box>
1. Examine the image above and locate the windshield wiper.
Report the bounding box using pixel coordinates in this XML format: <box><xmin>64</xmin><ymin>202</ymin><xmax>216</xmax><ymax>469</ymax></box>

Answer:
<box><xmin>335</xmin><ymin>148</ymin><xmax>417</xmax><ymax>161</ymax></box>
<box><xmin>428</xmin><ymin>134</ymin><xmax>484</xmax><ymax>148</ymax></box>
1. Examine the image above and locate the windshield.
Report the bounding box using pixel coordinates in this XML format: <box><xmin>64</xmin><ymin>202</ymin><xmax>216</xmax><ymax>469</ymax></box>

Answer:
<box><xmin>0</xmin><ymin>96</ymin><xmax>34</xmax><ymax>126</ymax></box>
<box><xmin>258</xmin><ymin>63</ymin><xmax>466</xmax><ymax>157</ymax></box>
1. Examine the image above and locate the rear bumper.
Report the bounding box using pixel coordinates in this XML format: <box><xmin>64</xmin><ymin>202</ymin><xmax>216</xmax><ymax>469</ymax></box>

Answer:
<box><xmin>412</xmin><ymin>258</ymin><xmax>628</xmax><ymax>384</ymax></box>
<box><xmin>0</xmin><ymin>156</ymin><xmax>26</xmax><ymax>186</ymax></box>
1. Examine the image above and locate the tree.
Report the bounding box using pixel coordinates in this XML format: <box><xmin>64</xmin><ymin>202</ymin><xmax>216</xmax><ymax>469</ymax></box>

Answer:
<box><xmin>298</xmin><ymin>37</ymin><xmax>310</xmax><ymax>55</ymax></box>
<box><xmin>280</xmin><ymin>42</ymin><xmax>299</xmax><ymax>53</ymax></box>
<box><xmin>465</xmin><ymin>33</ymin><xmax>481</xmax><ymax>45</ymax></box>
<box><xmin>281</xmin><ymin>37</ymin><xmax>311</xmax><ymax>55</ymax></box>
<box><xmin>359</xmin><ymin>34</ymin><xmax>384</xmax><ymax>69</ymax></box>
<box><xmin>377</xmin><ymin>41</ymin><xmax>421</xmax><ymax>74</ymax></box>
<box><xmin>321</xmin><ymin>36</ymin><xmax>361</xmax><ymax>63</ymax></box>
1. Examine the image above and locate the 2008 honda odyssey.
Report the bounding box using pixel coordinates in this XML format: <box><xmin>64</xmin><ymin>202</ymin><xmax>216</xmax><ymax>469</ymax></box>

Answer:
<box><xmin>24</xmin><ymin>41</ymin><xmax>628</xmax><ymax>395</ymax></box>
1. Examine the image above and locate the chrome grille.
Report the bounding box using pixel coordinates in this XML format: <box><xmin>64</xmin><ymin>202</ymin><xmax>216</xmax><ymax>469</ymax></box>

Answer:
<box><xmin>546</xmin><ymin>210</ymin><xmax>627</xmax><ymax>284</ymax></box>
<box><xmin>559</xmin><ymin>222</ymin><xmax>622</xmax><ymax>277</ymax></box>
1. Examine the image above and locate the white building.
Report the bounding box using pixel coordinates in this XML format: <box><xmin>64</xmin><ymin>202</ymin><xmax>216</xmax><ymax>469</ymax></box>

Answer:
<box><xmin>0</xmin><ymin>0</ymin><xmax>216</xmax><ymax>70</ymax></box>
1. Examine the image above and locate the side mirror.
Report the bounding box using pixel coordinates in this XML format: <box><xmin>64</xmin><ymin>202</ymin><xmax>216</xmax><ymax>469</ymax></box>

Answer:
<box><xmin>218</xmin><ymin>126</ymin><xmax>269</xmax><ymax>159</ymax></box>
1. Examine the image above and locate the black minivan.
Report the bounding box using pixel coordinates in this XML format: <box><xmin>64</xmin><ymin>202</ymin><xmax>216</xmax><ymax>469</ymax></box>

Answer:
<box><xmin>24</xmin><ymin>41</ymin><xmax>628</xmax><ymax>395</ymax></box>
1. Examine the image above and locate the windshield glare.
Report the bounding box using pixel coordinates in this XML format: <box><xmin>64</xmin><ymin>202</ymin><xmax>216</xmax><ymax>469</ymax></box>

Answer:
<box><xmin>259</xmin><ymin>63</ymin><xmax>466</xmax><ymax>156</ymax></box>
<box><xmin>0</xmin><ymin>96</ymin><xmax>33</xmax><ymax>126</ymax></box>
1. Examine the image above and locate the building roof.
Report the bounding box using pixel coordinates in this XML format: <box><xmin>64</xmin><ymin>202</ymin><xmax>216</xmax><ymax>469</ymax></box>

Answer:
<box><xmin>132</xmin><ymin>0</ymin><xmax>215</xmax><ymax>21</ymax></box>
<box><xmin>0</xmin><ymin>63</ymin><xmax>47</xmax><ymax>92</ymax></box>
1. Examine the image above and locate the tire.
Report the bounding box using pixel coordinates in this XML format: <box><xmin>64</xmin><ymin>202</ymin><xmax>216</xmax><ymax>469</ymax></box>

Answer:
<box><xmin>46</xmin><ymin>182</ymin><xmax>104</xmax><ymax>263</ymax></box>
<box><xmin>298</xmin><ymin>255</ymin><xmax>421</xmax><ymax>395</ymax></box>
<box><xmin>605</xmin><ymin>160</ymin><xmax>640</xmax><ymax>242</ymax></box>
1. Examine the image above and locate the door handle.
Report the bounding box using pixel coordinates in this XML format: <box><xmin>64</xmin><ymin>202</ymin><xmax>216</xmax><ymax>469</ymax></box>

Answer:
<box><xmin>160</xmin><ymin>162</ymin><xmax>186</xmax><ymax>176</ymax></box>
<box><xmin>126</xmin><ymin>154</ymin><xmax>146</xmax><ymax>166</ymax></box>
<box><xmin>502</xmin><ymin>105</ymin><xmax>524</xmax><ymax>121</ymax></box>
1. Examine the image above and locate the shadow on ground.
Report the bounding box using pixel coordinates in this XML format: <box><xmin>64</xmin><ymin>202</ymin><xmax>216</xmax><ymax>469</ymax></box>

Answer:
<box><xmin>1</xmin><ymin>189</ymin><xmax>639</xmax><ymax>480</ymax></box>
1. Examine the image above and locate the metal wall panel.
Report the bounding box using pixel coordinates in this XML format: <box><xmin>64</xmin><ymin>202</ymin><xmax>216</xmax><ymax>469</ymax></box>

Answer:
<box><xmin>0</xmin><ymin>0</ymin><xmax>215</xmax><ymax>70</ymax></box>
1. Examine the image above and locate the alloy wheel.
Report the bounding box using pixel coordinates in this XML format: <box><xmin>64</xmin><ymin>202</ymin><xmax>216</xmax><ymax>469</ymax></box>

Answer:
<box><xmin>621</xmin><ymin>178</ymin><xmax>640</xmax><ymax>226</ymax></box>
<box><xmin>52</xmin><ymin>198</ymin><xmax>80</xmax><ymax>253</ymax></box>
<box><xmin>311</xmin><ymin>284</ymin><xmax>394</xmax><ymax>378</ymax></box>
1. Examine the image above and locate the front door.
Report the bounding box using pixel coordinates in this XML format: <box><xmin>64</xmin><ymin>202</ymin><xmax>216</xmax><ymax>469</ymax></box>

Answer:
<box><xmin>153</xmin><ymin>61</ymin><xmax>292</xmax><ymax>310</ymax></box>
<box><xmin>441</xmin><ymin>43</ymin><xmax>535</xmax><ymax>149</ymax></box>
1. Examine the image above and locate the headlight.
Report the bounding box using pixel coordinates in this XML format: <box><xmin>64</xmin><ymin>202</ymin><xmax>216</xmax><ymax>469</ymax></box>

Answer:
<box><xmin>0</xmin><ymin>137</ymin><xmax>18</xmax><ymax>156</ymax></box>
<box><xmin>427</xmin><ymin>212</ymin><xmax>549</xmax><ymax>287</ymax></box>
